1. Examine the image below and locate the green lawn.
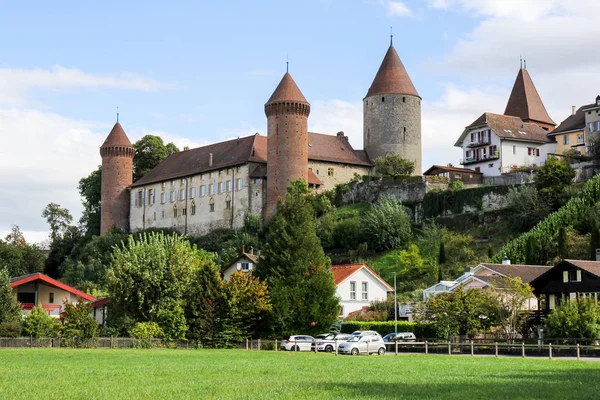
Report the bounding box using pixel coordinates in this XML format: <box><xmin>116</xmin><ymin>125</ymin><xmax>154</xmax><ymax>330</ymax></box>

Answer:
<box><xmin>1</xmin><ymin>349</ymin><xmax>599</xmax><ymax>399</ymax></box>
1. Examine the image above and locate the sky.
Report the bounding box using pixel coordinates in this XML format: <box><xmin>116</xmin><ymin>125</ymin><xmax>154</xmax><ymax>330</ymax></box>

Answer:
<box><xmin>1</xmin><ymin>0</ymin><xmax>600</xmax><ymax>244</ymax></box>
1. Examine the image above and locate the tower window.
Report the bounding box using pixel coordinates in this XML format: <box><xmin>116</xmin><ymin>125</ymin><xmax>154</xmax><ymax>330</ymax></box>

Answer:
<box><xmin>173</xmin><ymin>205</ymin><xmax>177</xmax><ymax>218</ymax></box>
<box><xmin>226</xmin><ymin>200</ymin><xmax>232</xmax><ymax>209</ymax></box>
<box><xmin>153</xmin><ymin>212</ymin><xmax>156</xmax><ymax>221</ymax></box>
<box><xmin>403</xmin><ymin>97</ymin><xmax>406</xmax><ymax>103</ymax></box>
<box><xmin>191</xmin><ymin>201</ymin><xmax>196</xmax><ymax>215</ymax></box>
<box><xmin>182</xmin><ymin>208</ymin><xmax>187</xmax><ymax>216</ymax></box>
<box><xmin>381</xmin><ymin>96</ymin><xmax>385</xmax><ymax>102</ymax></box>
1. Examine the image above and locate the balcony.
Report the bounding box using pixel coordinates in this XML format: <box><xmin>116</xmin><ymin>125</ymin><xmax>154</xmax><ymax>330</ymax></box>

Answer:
<box><xmin>466</xmin><ymin>139</ymin><xmax>491</xmax><ymax>148</ymax></box>
<box><xmin>460</xmin><ymin>152</ymin><xmax>500</xmax><ymax>165</ymax></box>
<box><xmin>20</xmin><ymin>303</ymin><xmax>62</xmax><ymax>317</ymax></box>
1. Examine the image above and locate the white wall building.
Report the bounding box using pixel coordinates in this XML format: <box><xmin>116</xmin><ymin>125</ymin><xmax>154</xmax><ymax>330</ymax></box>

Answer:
<box><xmin>332</xmin><ymin>264</ymin><xmax>393</xmax><ymax>317</ymax></box>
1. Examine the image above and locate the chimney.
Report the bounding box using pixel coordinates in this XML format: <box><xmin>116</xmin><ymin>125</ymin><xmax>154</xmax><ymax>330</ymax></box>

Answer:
<box><xmin>502</xmin><ymin>254</ymin><xmax>511</xmax><ymax>265</ymax></box>
<box><xmin>464</xmin><ymin>266</ymin><xmax>471</xmax><ymax>274</ymax></box>
<box><xmin>572</xmin><ymin>106</ymin><xmax>576</xmax><ymax>115</ymax></box>
<box><xmin>249</xmin><ymin>246</ymin><xmax>254</xmax><ymax>255</ymax></box>
<box><xmin>209</xmin><ymin>153</ymin><xmax>213</xmax><ymax>167</ymax></box>
<box><xmin>183</xmin><ymin>146</ymin><xmax>189</xmax><ymax>151</ymax></box>
<box><xmin>242</xmin><ymin>244</ymin><xmax>245</xmax><ymax>254</ymax></box>
<box><xmin>337</xmin><ymin>131</ymin><xmax>345</xmax><ymax>137</ymax></box>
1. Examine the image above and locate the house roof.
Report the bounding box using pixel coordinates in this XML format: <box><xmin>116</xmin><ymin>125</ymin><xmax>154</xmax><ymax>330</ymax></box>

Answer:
<box><xmin>92</xmin><ymin>298</ymin><xmax>110</xmax><ymax>308</ymax></box>
<box><xmin>365</xmin><ymin>45</ymin><xmax>420</xmax><ymax>99</ymax></box>
<box><xmin>423</xmin><ymin>165</ymin><xmax>483</xmax><ymax>176</ymax></box>
<box><xmin>331</xmin><ymin>264</ymin><xmax>394</xmax><ymax>291</ymax></box>
<box><xmin>266</xmin><ymin>72</ymin><xmax>308</xmax><ymax>104</ymax></box>
<box><xmin>455</xmin><ymin>112</ymin><xmax>553</xmax><ymax>147</ymax></box>
<box><xmin>550</xmin><ymin>104</ymin><xmax>594</xmax><ymax>135</ymax></box>
<box><xmin>10</xmin><ymin>273</ymin><xmax>96</xmax><ymax>302</ymax></box>
<box><xmin>504</xmin><ymin>68</ymin><xmax>555</xmax><ymax>126</ymax></box>
<box><xmin>563</xmin><ymin>259</ymin><xmax>600</xmax><ymax>277</ymax></box>
<box><xmin>478</xmin><ymin>263</ymin><xmax>552</xmax><ymax>284</ymax></box>
<box><xmin>101</xmin><ymin>122</ymin><xmax>133</xmax><ymax>148</ymax></box>
<box><xmin>132</xmin><ymin>132</ymin><xmax>371</xmax><ymax>187</ymax></box>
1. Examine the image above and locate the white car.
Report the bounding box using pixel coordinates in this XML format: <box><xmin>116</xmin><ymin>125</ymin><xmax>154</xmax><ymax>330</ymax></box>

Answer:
<box><xmin>350</xmin><ymin>330</ymin><xmax>380</xmax><ymax>337</ymax></box>
<box><xmin>311</xmin><ymin>333</ymin><xmax>352</xmax><ymax>352</ymax></box>
<box><xmin>280</xmin><ymin>335</ymin><xmax>314</xmax><ymax>351</ymax></box>
<box><xmin>337</xmin><ymin>334</ymin><xmax>386</xmax><ymax>355</ymax></box>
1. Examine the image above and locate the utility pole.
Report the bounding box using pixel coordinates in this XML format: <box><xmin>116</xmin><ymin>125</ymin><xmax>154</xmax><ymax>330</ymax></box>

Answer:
<box><xmin>393</xmin><ymin>272</ymin><xmax>397</xmax><ymax>335</ymax></box>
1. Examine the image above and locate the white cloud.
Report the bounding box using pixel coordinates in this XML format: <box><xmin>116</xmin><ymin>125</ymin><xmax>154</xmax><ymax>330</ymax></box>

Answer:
<box><xmin>0</xmin><ymin>65</ymin><xmax>177</xmax><ymax>106</ymax></box>
<box><xmin>380</xmin><ymin>0</ymin><xmax>414</xmax><ymax>17</ymax></box>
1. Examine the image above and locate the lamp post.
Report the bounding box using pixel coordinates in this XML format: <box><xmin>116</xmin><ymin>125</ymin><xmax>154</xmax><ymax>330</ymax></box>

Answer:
<box><xmin>393</xmin><ymin>272</ymin><xmax>397</xmax><ymax>335</ymax></box>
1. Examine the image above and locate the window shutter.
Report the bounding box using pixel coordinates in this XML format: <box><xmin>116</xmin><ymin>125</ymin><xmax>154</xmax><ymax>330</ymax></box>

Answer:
<box><xmin>576</xmin><ymin>270</ymin><xmax>582</xmax><ymax>282</ymax></box>
<box><xmin>563</xmin><ymin>271</ymin><xmax>569</xmax><ymax>283</ymax></box>
<box><xmin>236</xmin><ymin>263</ymin><xmax>241</xmax><ymax>271</ymax></box>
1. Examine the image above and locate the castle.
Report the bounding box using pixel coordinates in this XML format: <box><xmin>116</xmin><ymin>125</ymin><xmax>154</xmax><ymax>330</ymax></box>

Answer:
<box><xmin>99</xmin><ymin>42</ymin><xmax>422</xmax><ymax>235</ymax></box>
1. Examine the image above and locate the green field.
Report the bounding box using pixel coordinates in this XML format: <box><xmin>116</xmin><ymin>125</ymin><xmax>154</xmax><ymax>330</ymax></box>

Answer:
<box><xmin>1</xmin><ymin>349</ymin><xmax>599</xmax><ymax>399</ymax></box>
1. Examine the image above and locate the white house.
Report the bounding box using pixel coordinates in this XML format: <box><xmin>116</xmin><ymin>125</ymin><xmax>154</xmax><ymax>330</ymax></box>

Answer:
<box><xmin>332</xmin><ymin>264</ymin><xmax>393</xmax><ymax>317</ymax></box>
<box><xmin>222</xmin><ymin>251</ymin><xmax>259</xmax><ymax>282</ymax></box>
<box><xmin>423</xmin><ymin>262</ymin><xmax>551</xmax><ymax>310</ymax></box>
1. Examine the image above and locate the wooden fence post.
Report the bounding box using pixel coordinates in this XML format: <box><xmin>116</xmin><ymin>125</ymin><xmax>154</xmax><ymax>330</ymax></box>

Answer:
<box><xmin>470</xmin><ymin>340</ymin><xmax>474</xmax><ymax>356</ymax></box>
<box><xmin>577</xmin><ymin>343</ymin><xmax>580</xmax><ymax>361</ymax></box>
<box><xmin>549</xmin><ymin>343</ymin><xmax>553</xmax><ymax>360</ymax></box>
<box><xmin>367</xmin><ymin>341</ymin><xmax>370</xmax><ymax>356</ymax></box>
<box><xmin>448</xmin><ymin>341</ymin><xmax>451</xmax><ymax>356</ymax></box>
<box><xmin>275</xmin><ymin>340</ymin><xmax>278</xmax><ymax>352</ymax></box>
<box><xmin>395</xmin><ymin>340</ymin><xmax>398</xmax><ymax>355</ymax></box>
<box><xmin>246</xmin><ymin>338</ymin><xmax>249</xmax><ymax>350</ymax></box>
<box><xmin>258</xmin><ymin>338</ymin><xmax>261</xmax><ymax>351</ymax></box>
<box><xmin>495</xmin><ymin>342</ymin><xmax>498</xmax><ymax>358</ymax></box>
<box><xmin>425</xmin><ymin>341</ymin><xmax>428</xmax><ymax>355</ymax></box>
<box><xmin>335</xmin><ymin>340</ymin><xmax>338</xmax><ymax>356</ymax></box>
<box><xmin>522</xmin><ymin>342</ymin><xmax>525</xmax><ymax>358</ymax></box>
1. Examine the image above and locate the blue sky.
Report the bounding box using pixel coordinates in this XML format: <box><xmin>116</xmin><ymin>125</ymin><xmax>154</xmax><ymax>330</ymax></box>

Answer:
<box><xmin>1</xmin><ymin>0</ymin><xmax>599</xmax><ymax>242</ymax></box>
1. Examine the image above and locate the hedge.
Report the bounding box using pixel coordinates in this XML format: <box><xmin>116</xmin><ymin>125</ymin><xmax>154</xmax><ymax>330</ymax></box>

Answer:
<box><xmin>341</xmin><ymin>321</ymin><xmax>436</xmax><ymax>338</ymax></box>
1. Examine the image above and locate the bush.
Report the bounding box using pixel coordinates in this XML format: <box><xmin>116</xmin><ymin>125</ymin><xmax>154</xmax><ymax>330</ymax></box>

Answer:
<box><xmin>545</xmin><ymin>299</ymin><xmax>600</xmax><ymax>342</ymax></box>
<box><xmin>361</xmin><ymin>195</ymin><xmax>412</xmax><ymax>251</ymax></box>
<box><xmin>0</xmin><ymin>321</ymin><xmax>21</xmax><ymax>337</ymax></box>
<box><xmin>131</xmin><ymin>322</ymin><xmax>164</xmax><ymax>348</ymax></box>
<box><xmin>340</xmin><ymin>321</ymin><xmax>436</xmax><ymax>338</ymax></box>
<box><xmin>23</xmin><ymin>306</ymin><xmax>59</xmax><ymax>338</ymax></box>
<box><xmin>60</xmin><ymin>302</ymin><xmax>98</xmax><ymax>347</ymax></box>
<box><xmin>333</xmin><ymin>217</ymin><xmax>362</xmax><ymax>250</ymax></box>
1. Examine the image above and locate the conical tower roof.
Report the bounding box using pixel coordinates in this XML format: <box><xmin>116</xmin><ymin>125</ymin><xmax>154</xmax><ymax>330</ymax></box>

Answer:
<box><xmin>504</xmin><ymin>68</ymin><xmax>555</xmax><ymax>126</ymax></box>
<box><xmin>365</xmin><ymin>45</ymin><xmax>420</xmax><ymax>99</ymax></box>
<box><xmin>266</xmin><ymin>72</ymin><xmax>308</xmax><ymax>104</ymax></box>
<box><xmin>101</xmin><ymin>122</ymin><xmax>133</xmax><ymax>148</ymax></box>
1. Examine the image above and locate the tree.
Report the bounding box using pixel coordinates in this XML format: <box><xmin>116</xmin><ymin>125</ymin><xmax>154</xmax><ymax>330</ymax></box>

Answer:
<box><xmin>61</xmin><ymin>302</ymin><xmax>98</xmax><ymax>347</ymax></box>
<box><xmin>591</xmin><ymin>218</ymin><xmax>600</xmax><ymax>261</ymax></box>
<box><xmin>23</xmin><ymin>306</ymin><xmax>59</xmax><ymax>338</ymax></box>
<box><xmin>374</xmin><ymin>154</ymin><xmax>415</xmax><ymax>178</ymax></box>
<box><xmin>415</xmin><ymin>288</ymin><xmax>498</xmax><ymax>339</ymax></box>
<box><xmin>0</xmin><ymin>228</ymin><xmax>45</xmax><ymax>277</ymax></box>
<box><xmin>44</xmin><ymin>225</ymin><xmax>83</xmax><ymax>279</ymax></box>
<box><xmin>362</xmin><ymin>195</ymin><xmax>412</xmax><ymax>251</ymax></box>
<box><xmin>107</xmin><ymin>232</ymin><xmax>208</xmax><ymax>339</ymax></box>
<box><xmin>396</xmin><ymin>244</ymin><xmax>436</xmax><ymax>292</ymax></box>
<box><xmin>133</xmin><ymin>135</ymin><xmax>179</xmax><ymax>181</ymax></box>
<box><xmin>535</xmin><ymin>156</ymin><xmax>576</xmax><ymax>210</ymax></box>
<box><xmin>506</xmin><ymin>185</ymin><xmax>551</xmax><ymax>232</ymax></box>
<box><xmin>256</xmin><ymin>179</ymin><xmax>339</xmax><ymax>336</ymax></box>
<box><xmin>545</xmin><ymin>299</ymin><xmax>600</xmax><ymax>342</ymax></box>
<box><xmin>42</xmin><ymin>203</ymin><xmax>73</xmax><ymax>242</ymax></box>
<box><xmin>78</xmin><ymin>166</ymin><xmax>102</xmax><ymax>236</ymax></box>
<box><xmin>0</xmin><ymin>268</ymin><xmax>22</xmax><ymax>324</ymax></box>
<box><xmin>557</xmin><ymin>226</ymin><xmax>568</xmax><ymax>259</ymax></box>
<box><xmin>488</xmin><ymin>276</ymin><xmax>534</xmax><ymax>340</ymax></box>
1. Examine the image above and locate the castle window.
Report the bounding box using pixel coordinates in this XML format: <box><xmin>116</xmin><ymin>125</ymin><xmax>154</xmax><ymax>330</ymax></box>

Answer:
<box><xmin>161</xmin><ymin>182</ymin><xmax>166</xmax><ymax>190</ymax></box>
<box><xmin>170</xmin><ymin>191</ymin><xmax>176</xmax><ymax>202</ymax></box>
<box><xmin>161</xmin><ymin>192</ymin><xmax>166</xmax><ymax>204</ymax></box>
<box><xmin>403</xmin><ymin>127</ymin><xmax>406</xmax><ymax>141</ymax></box>
<box><xmin>179</xmin><ymin>188</ymin><xmax>186</xmax><ymax>201</ymax></box>
<box><xmin>219</xmin><ymin>170</ymin><xmax>222</xmax><ymax>177</ymax></box>
<box><xmin>236</xmin><ymin>178</ymin><xmax>244</xmax><ymax>191</ymax></box>
<box><xmin>173</xmin><ymin>205</ymin><xmax>178</xmax><ymax>218</ymax></box>
<box><xmin>563</xmin><ymin>135</ymin><xmax>569</xmax><ymax>145</ymax></box>
<box><xmin>201</xmin><ymin>185</ymin><xmax>207</xmax><ymax>197</ymax></box>
<box><xmin>403</xmin><ymin>97</ymin><xmax>406</xmax><ymax>103</ymax></box>
<box><xmin>148</xmin><ymin>189</ymin><xmax>155</xmax><ymax>205</ymax></box>
<box><xmin>191</xmin><ymin>201</ymin><xmax>196</xmax><ymax>215</ymax></box>
<box><xmin>226</xmin><ymin>200</ymin><xmax>231</xmax><ymax>209</ymax></box>
<box><xmin>171</xmin><ymin>180</ymin><xmax>175</xmax><ymax>187</ymax></box>
<box><xmin>209</xmin><ymin>198</ymin><xmax>215</xmax><ymax>212</ymax></box>
<box><xmin>382</xmin><ymin>96</ymin><xmax>385</xmax><ymax>102</ymax></box>
<box><xmin>153</xmin><ymin>212</ymin><xmax>156</xmax><ymax>221</ymax></box>
<box><xmin>180</xmin><ymin>178</ymin><xmax>185</xmax><ymax>186</ymax></box>
<box><xmin>316</xmin><ymin>170</ymin><xmax>319</xmax><ymax>175</ymax></box>
<box><xmin>136</xmin><ymin>190</ymin><xmax>143</xmax><ymax>208</ymax></box>
<box><xmin>227</xmin><ymin>180</ymin><xmax>232</xmax><ymax>192</ymax></box>
<box><xmin>209</xmin><ymin>184</ymin><xmax>215</xmax><ymax>195</ymax></box>
<box><xmin>227</xmin><ymin>169</ymin><xmax>231</xmax><ymax>175</ymax></box>
<box><xmin>219</xmin><ymin>182</ymin><xmax>226</xmax><ymax>194</ymax></box>
<box><xmin>209</xmin><ymin>172</ymin><xmax>214</xmax><ymax>179</ymax></box>
<box><xmin>182</xmin><ymin>208</ymin><xmax>187</xmax><ymax>216</ymax></box>
<box><xmin>161</xmin><ymin>210</ymin><xmax>165</xmax><ymax>219</ymax></box>
<box><xmin>309</xmin><ymin>167</ymin><xmax>312</xmax><ymax>171</ymax></box>
<box><xmin>190</xmin><ymin>187</ymin><xmax>196</xmax><ymax>198</ymax></box>
<box><xmin>327</xmin><ymin>167</ymin><xmax>335</xmax><ymax>176</ymax></box>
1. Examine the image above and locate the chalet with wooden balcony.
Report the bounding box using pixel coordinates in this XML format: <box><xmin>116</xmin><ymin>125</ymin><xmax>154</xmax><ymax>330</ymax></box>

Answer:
<box><xmin>10</xmin><ymin>273</ymin><xmax>96</xmax><ymax>317</ymax></box>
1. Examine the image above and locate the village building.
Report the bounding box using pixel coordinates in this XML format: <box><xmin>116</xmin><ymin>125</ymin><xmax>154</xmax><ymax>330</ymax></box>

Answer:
<box><xmin>549</xmin><ymin>103</ymin><xmax>594</xmax><ymax>155</ymax></box>
<box><xmin>99</xmin><ymin>41</ymin><xmax>423</xmax><ymax>236</ymax></box>
<box><xmin>423</xmin><ymin>165</ymin><xmax>483</xmax><ymax>185</ymax></box>
<box><xmin>331</xmin><ymin>264</ymin><xmax>393</xmax><ymax>317</ymax></box>
<box><xmin>222</xmin><ymin>250</ymin><xmax>259</xmax><ymax>282</ymax></box>
<box><xmin>454</xmin><ymin>65</ymin><xmax>557</xmax><ymax>176</ymax></box>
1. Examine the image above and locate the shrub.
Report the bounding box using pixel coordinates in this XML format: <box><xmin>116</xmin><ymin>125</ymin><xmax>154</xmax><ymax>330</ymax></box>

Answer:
<box><xmin>545</xmin><ymin>299</ymin><xmax>600</xmax><ymax>342</ymax></box>
<box><xmin>0</xmin><ymin>321</ymin><xmax>21</xmax><ymax>337</ymax></box>
<box><xmin>60</xmin><ymin>302</ymin><xmax>98</xmax><ymax>347</ymax></box>
<box><xmin>361</xmin><ymin>195</ymin><xmax>411</xmax><ymax>251</ymax></box>
<box><xmin>131</xmin><ymin>322</ymin><xmax>164</xmax><ymax>348</ymax></box>
<box><xmin>448</xmin><ymin>180</ymin><xmax>464</xmax><ymax>192</ymax></box>
<box><xmin>23</xmin><ymin>306</ymin><xmax>59</xmax><ymax>338</ymax></box>
<box><xmin>333</xmin><ymin>217</ymin><xmax>362</xmax><ymax>250</ymax></box>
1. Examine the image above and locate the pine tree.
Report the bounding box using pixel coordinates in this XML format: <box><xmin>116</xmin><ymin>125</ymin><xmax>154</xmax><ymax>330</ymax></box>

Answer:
<box><xmin>0</xmin><ymin>268</ymin><xmax>21</xmax><ymax>324</ymax></box>
<box><xmin>438</xmin><ymin>242</ymin><xmax>446</xmax><ymax>265</ymax></box>
<box><xmin>557</xmin><ymin>226</ymin><xmax>568</xmax><ymax>260</ymax></box>
<box><xmin>256</xmin><ymin>180</ymin><xmax>339</xmax><ymax>336</ymax></box>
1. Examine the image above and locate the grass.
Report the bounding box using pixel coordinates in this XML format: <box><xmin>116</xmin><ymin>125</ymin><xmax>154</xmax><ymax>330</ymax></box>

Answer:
<box><xmin>2</xmin><ymin>349</ymin><xmax>600</xmax><ymax>399</ymax></box>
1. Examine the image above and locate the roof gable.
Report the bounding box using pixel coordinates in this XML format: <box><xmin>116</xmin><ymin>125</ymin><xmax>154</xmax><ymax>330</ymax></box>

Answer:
<box><xmin>504</xmin><ymin>68</ymin><xmax>555</xmax><ymax>126</ymax></box>
<box><xmin>331</xmin><ymin>264</ymin><xmax>394</xmax><ymax>291</ymax></box>
<box><xmin>10</xmin><ymin>273</ymin><xmax>96</xmax><ymax>302</ymax></box>
<box><xmin>551</xmin><ymin>104</ymin><xmax>594</xmax><ymax>135</ymax></box>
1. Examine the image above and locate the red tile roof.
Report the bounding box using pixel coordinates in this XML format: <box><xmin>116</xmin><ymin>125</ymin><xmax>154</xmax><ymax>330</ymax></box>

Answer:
<box><xmin>10</xmin><ymin>273</ymin><xmax>96</xmax><ymax>302</ymax></box>
<box><xmin>266</xmin><ymin>72</ymin><xmax>308</xmax><ymax>104</ymax></box>
<box><xmin>132</xmin><ymin>132</ymin><xmax>371</xmax><ymax>187</ymax></box>
<box><xmin>365</xmin><ymin>45</ymin><xmax>419</xmax><ymax>99</ymax></box>
<box><xmin>92</xmin><ymin>298</ymin><xmax>110</xmax><ymax>308</ymax></box>
<box><xmin>423</xmin><ymin>165</ymin><xmax>483</xmax><ymax>175</ymax></box>
<box><xmin>101</xmin><ymin>122</ymin><xmax>133</xmax><ymax>148</ymax></box>
<box><xmin>504</xmin><ymin>68</ymin><xmax>555</xmax><ymax>127</ymax></box>
<box><xmin>331</xmin><ymin>264</ymin><xmax>394</xmax><ymax>291</ymax></box>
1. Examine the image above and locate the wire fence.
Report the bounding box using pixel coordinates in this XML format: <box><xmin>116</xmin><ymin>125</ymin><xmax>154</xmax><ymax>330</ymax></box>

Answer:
<box><xmin>2</xmin><ymin>337</ymin><xmax>600</xmax><ymax>360</ymax></box>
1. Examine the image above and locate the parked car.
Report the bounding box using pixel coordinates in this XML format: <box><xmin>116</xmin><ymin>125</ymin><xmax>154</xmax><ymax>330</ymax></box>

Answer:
<box><xmin>280</xmin><ymin>335</ymin><xmax>314</xmax><ymax>351</ymax></box>
<box><xmin>382</xmin><ymin>332</ymin><xmax>416</xmax><ymax>342</ymax></box>
<box><xmin>350</xmin><ymin>330</ymin><xmax>380</xmax><ymax>337</ymax></box>
<box><xmin>337</xmin><ymin>334</ymin><xmax>386</xmax><ymax>355</ymax></box>
<box><xmin>311</xmin><ymin>333</ymin><xmax>352</xmax><ymax>352</ymax></box>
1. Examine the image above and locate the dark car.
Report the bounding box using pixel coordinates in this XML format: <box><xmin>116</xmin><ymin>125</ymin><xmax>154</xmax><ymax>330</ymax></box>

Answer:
<box><xmin>383</xmin><ymin>332</ymin><xmax>416</xmax><ymax>342</ymax></box>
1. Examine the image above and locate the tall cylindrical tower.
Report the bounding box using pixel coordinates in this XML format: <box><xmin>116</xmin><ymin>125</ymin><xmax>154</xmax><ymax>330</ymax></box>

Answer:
<box><xmin>364</xmin><ymin>44</ymin><xmax>422</xmax><ymax>174</ymax></box>
<box><xmin>100</xmin><ymin>122</ymin><xmax>135</xmax><ymax>234</ymax></box>
<box><xmin>265</xmin><ymin>72</ymin><xmax>310</xmax><ymax>218</ymax></box>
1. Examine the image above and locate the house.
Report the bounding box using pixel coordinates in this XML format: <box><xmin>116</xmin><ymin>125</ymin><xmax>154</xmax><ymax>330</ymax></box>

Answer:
<box><xmin>582</xmin><ymin>96</ymin><xmax>600</xmax><ymax>150</ymax></box>
<box><xmin>332</xmin><ymin>264</ymin><xmax>393</xmax><ymax>317</ymax></box>
<box><xmin>530</xmin><ymin>259</ymin><xmax>600</xmax><ymax>314</ymax></box>
<box><xmin>222</xmin><ymin>250</ymin><xmax>259</xmax><ymax>282</ymax></box>
<box><xmin>423</xmin><ymin>261</ymin><xmax>551</xmax><ymax>310</ymax></box>
<box><xmin>92</xmin><ymin>298</ymin><xmax>109</xmax><ymax>325</ymax></box>
<box><xmin>423</xmin><ymin>165</ymin><xmax>483</xmax><ymax>184</ymax></box>
<box><xmin>10</xmin><ymin>273</ymin><xmax>96</xmax><ymax>317</ymax></box>
<box><xmin>454</xmin><ymin>65</ymin><xmax>556</xmax><ymax>176</ymax></box>
<box><xmin>548</xmin><ymin>103</ymin><xmax>594</xmax><ymax>155</ymax></box>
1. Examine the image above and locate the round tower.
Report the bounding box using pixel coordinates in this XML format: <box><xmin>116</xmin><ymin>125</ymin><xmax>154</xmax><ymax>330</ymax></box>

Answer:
<box><xmin>100</xmin><ymin>121</ymin><xmax>135</xmax><ymax>234</ymax></box>
<box><xmin>364</xmin><ymin>43</ymin><xmax>422</xmax><ymax>174</ymax></box>
<box><xmin>265</xmin><ymin>72</ymin><xmax>310</xmax><ymax>218</ymax></box>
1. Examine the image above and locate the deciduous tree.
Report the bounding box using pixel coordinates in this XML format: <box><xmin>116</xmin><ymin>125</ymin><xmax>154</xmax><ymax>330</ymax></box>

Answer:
<box><xmin>133</xmin><ymin>135</ymin><xmax>179</xmax><ymax>181</ymax></box>
<box><xmin>374</xmin><ymin>154</ymin><xmax>415</xmax><ymax>178</ymax></box>
<box><xmin>78</xmin><ymin>166</ymin><xmax>102</xmax><ymax>236</ymax></box>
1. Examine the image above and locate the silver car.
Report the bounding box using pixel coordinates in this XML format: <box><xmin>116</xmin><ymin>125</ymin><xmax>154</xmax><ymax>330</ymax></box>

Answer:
<box><xmin>311</xmin><ymin>333</ymin><xmax>352</xmax><ymax>352</ymax></box>
<box><xmin>280</xmin><ymin>335</ymin><xmax>314</xmax><ymax>351</ymax></box>
<box><xmin>338</xmin><ymin>334</ymin><xmax>386</xmax><ymax>355</ymax></box>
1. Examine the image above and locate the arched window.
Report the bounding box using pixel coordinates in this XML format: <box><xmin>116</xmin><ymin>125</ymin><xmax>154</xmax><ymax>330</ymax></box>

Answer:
<box><xmin>173</xmin><ymin>204</ymin><xmax>177</xmax><ymax>218</ymax></box>
<box><xmin>209</xmin><ymin>198</ymin><xmax>215</xmax><ymax>213</ymax></box>
<box><xmin>225</xmin><ymin>195</ymin><xmax>231</xmax><ymax>210</ymax></box>
<box><xmin>191</xmin><ymin>200</ymin><xmax>196</xmax><ymax>216</ymax></box>
<box><xmin>381</xmin><ymin>96</ymin><xmax>385</xmax><ymax>102</ymax></box>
